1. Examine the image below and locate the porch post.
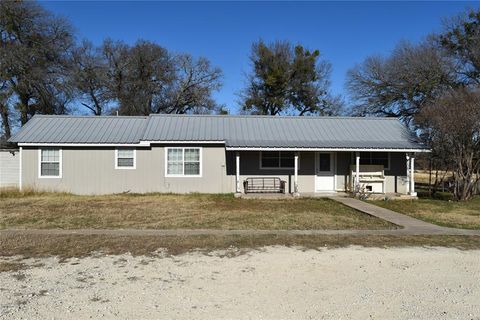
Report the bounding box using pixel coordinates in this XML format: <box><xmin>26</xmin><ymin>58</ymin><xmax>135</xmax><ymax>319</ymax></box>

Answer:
<box><xmin>406</xmin><ymin>153</ymin><xmax>410</xmax><ymax>195</ymax></box>
<box><xmin>410</xmin><ymin>153</ymin><xmax>417</xmax><ymax>196</ymax></box>
<box><xmin>355</xmin><ymin>152</ymin><xmax>360</xmax><ymax>189</ymax></box>
<box><xmin>294</xmin><ymin>152</ymin><xmax>299</xmax><ymax>195</ymax></box>
<box><xmin>235</xmin><ymin>152</ymin><xmax>240</xmax><ymax>193</ymax></box>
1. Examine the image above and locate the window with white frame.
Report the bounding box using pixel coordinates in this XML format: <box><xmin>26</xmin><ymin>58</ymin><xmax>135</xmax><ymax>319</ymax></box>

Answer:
<box><xmin>115</xmin><ymin>148</ymin><xmax>136</xmax><ymax>169</ymax></box>
<box><xmin>359</xmin><ymin>152</ymin><xmax>390</xmax><ymax>169</ymax></box>
<box><xmin>166</xmin><ymin>148</ymin><xmax>201</xmax><ymax>176</ymax></box>
<box><xmin>39</xmin><ymin>149</ymin><xmax>61</xmax><ymax>177</ymax></box>
<box><xmin>260</xmin><ymin>151</ymin><xmax>295</xmax><ymax>169</ymax></box>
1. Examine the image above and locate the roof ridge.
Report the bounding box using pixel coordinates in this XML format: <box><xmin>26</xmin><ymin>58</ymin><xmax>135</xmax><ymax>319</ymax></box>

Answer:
<box><xmin>148</xmin><ymin>114</ymin><xmax>400</xmax><ymax>120</ymax></box>
<box><xmin>33</xmin><ymin>114</ymin><xmax>149</xmax><ymax>119</ymax></box>
<box><xmin>31</xmin><ymin>114</ymin><xmax>401</xmax><ymax>121</ymax></box>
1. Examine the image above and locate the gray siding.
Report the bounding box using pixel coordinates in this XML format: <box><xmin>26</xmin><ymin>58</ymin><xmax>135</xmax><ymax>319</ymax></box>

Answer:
<box><xmin>0</xmin><ymin>150</ymin><xmax>19</xmax><ymax>188</ymax></box>
<box><xmin>21</xmin><ymin>147</ymin><xmax>409</xmax><ymax>195</ymax></box>
<box><xmin>22</xmin><ymin>146</ymin><xmax>234</xmax><ymax>195</ymax></box>
<box><xmin>386</xmin><ymin>152</ymin><xmax>408</xmax><ymax>194</ymax></box>
<box><xmin>335</xmin><ymin>152</ymin><xmax>351</xmax><ymax>191</ymax></box>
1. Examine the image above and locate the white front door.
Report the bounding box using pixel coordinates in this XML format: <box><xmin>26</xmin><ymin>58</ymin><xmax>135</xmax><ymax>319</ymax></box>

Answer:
<box><xmin>316</xmin><ymin>152</ymin><xmax>335</xmax><ymax>192</ymax></box>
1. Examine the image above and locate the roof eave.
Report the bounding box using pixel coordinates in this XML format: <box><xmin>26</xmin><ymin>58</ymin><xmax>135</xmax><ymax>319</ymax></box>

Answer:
<box><xmin>225</xmin><ymin>146</ymin><xmax>431</xmax><ymax>152</ymax></box>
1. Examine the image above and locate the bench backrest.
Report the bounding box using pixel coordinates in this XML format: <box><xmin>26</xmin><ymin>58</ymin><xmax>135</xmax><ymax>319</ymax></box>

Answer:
<box><xmin>350</xmin><ymin>165</ymin><xmax>385</xmax><ymax>177</ymax></box>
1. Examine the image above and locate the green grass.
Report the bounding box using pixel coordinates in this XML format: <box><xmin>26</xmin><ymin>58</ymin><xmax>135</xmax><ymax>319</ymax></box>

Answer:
<box><xmin>0</xmin><ymin>190</ymin><xmax>395</xmax><ymax>230</ymax></box>
<box><xmin>371</xmin><ymin>196</ymin><xmax>480</xmax><ymax>230</ymax></box>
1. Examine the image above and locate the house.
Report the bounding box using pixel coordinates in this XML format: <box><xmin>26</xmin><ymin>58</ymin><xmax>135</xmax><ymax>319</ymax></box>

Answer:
<box><xmin>8</xmin><ymin>114</ymin><xmax>428</xmax><ymax>196</ymax></box>
<box><xmin>0</xmin><ymin>148</ymin><xmax>20</xmax><ymax>188</ymax></box>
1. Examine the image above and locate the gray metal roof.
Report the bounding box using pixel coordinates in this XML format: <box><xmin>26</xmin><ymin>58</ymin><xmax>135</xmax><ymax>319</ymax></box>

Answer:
<box><xmin>9</xmin><ymin>115</ymin><xmax>149</xmax><ymax>144</ymax></box>
<box><xmin>9</xmin><ymin>114</ymin><xmax>426</xmax><ymax>150</ymax></box>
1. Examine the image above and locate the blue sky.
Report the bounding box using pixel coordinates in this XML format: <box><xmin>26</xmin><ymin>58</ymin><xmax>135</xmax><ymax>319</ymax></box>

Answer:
<box><xmin>42</xmin><ymin>1</ymin><xmax>479</xmax><ymax>114</ymax></box>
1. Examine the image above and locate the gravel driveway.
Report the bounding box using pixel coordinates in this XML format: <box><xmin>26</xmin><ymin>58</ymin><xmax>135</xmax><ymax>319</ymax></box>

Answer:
<box><xmin>1</xmin><ymin>246</ymin><xmax>479</xmax><ymax>319</ymax></box>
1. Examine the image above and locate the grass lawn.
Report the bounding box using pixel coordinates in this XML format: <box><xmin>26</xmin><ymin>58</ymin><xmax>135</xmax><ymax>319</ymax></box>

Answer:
<box><xmin>0</xmin><ymin>191</ymin><xmax>395</xmax><ymax>230</ymax></box>
<box><xmin>414</xmin><ymin>170</ymin><xmax>453</xmax><ymax>185</ymax></box>
<box><xmin>371</xmin><ymin>196</ymin><xmax>480</xmax><ymax>230</ymax></box>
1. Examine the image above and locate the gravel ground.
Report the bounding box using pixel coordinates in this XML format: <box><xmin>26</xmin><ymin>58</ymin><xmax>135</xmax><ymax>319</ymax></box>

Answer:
<box><xmin>1</xmin><ymin>246</ymin><xmax>479</xmax><ymax>319</ymax></box>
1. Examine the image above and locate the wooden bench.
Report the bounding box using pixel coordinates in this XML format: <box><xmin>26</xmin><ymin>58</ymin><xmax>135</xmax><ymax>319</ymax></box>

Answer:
<box><xmin>243</xmin><ymin>177</ymin><xmax>286</xmax><ymax>194</ymax></box>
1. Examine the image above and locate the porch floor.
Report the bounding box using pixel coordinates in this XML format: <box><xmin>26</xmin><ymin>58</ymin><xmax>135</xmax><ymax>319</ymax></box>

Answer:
<box><xmin>239</xmin><ymin>192</ymin><xmax>348</xmax><ymax>199</ymax></box>
<box><xmin>238</xmin><ymin>192</ymin><xmax>415</xmax><ymax>200</ymax></box>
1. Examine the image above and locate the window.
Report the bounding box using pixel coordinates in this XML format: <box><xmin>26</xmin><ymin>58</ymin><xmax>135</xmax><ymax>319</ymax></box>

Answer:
<box><xmin>115</xmin><ymin>148</ymin><xmax>136</xmax><ymax>169</ymax></box>
<box><xmin>166</xmin><ymin>147</ymin><xmax>201</xmax><ymax>176</ymax></box>
<box><xmin>318</xmin><ymin>153</ymin><xmax>331</xmax><ymax>172</ymax></box>
<box><xmin>359</xmin><ymin>152</ymin><xmax>389</xmax><ymax>169</ymax></box>
<box><xmin>39</xmin><ymin>149</ymin><xmax>61</xmax><ymax>178</ymax></box>
<box><xmin>260</xmin><ymin>151</ymin><xmax>295</xmax><ymax>169</ymax></box>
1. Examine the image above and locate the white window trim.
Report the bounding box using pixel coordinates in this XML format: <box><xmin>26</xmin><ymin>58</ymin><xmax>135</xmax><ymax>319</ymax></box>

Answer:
<box><xmin>165</xmin><ymin>147</ymin><xmax>203</xmax><ymax>177</ymax></box>
<box><xmin>259</xmin><ymin>151</ymin><xmax>298</xmax><ymax>170</ymax></box>
<box><xmin>355</xmin><ymin>152</ymin><xmax>391</xmax><ymax>171</ymax></box>
<box><xmin>38</xmin><ymin>148</ymin><xmax>62</xmax><ymax>179</ymax></box>
<box><xmin>115</xmin><ymin>148</ymin><xmax>137</xmax><ymax>170</ymax></box>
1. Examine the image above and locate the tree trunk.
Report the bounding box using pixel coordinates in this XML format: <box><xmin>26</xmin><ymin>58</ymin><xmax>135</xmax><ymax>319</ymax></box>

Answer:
<box><xmin>0</xmin><ymin>103</ymin><xmax>11</xmax><ymax>139</ymax></box>
<box><xmin>428</xmin><ymin>158</ymin><xmax>432</xmax><ymax>195</ymax></box>
<box><xmin>19</xmin><ymin>94</ymin><xmax>31</xmax><ymax>125</ymax></box>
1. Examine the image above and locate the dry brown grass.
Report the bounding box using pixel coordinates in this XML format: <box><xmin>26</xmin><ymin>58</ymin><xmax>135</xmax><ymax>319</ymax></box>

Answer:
<box><xmin>372</xmin><ymin>197</ymin><xmax>480</xmax><ymax>230</ymax></box>
<box><xmin>0</xmin><ymin>191</ymin><xmax>395</xmax><ymax>230</ymax></box>
<box><xmin>414</xmin><ymin>170</ymin><xmax>453</xmax><ymax>185</ymax></box>
<box><xmin>0</xmin><ymin>261</ymin><xmax>25</xmax><ymax>272</ymax></box>
<box><xmin>414</xmin><ymin>170</ymin><xmax>478</xmax><ymax>186</ymax></box>
<box><xmin>0</xmin><ymin>234</ymin><xmax>479</xmax><ymax>259</ymax></box>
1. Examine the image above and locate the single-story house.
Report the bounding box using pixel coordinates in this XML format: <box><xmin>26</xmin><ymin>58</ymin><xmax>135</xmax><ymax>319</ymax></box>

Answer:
<box><xmin>8</xmin><ymin>114</ymin><xmax>428</xmax><ymax>196</ymax></box>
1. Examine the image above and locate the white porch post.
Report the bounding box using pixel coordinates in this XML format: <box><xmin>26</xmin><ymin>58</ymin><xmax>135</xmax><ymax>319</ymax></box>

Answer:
<box><xmin>235</xmin><ymin>152</ymin><xmax>240</xmax><ymax>193</ymax></box>
<box><xmin>406</xmin><ymin>153</ymin><xmax>410</xmax><ymax>195</ymax></box>
<box><xmin>294</xmin><ymin>152</ymin><xmax>299</xmax><ymax>195</ymax></box>
<box><xmin>410</xmin><ymin>153</ymin><xmax>417</xmax><ymax>196</ymax></box>
<box><xmin>355</xmin><ymin>152</ymin><xmax>360</xmax><ymax>189</ymax></box>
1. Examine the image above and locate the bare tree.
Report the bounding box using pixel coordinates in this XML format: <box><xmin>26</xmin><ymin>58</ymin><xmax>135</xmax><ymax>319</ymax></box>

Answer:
<box><xmin>71</xmin><ymin>40</ymin><xmax>110</xmax><ymax>115</ymax></box>
<box><xmin>0</xmin><ymin>0</ymin><xmax>74</xmax><ymax>137</ymax></box>
<box><xmin>418</xmin><ymin>87</ymin><xmax>480</xmax><ymax>201</ymax></box>
<box><xmin>103</xmin><ymin>39</ymin><xmax>222</xmax><ymax>115</ymax></box>
<box><xmin>103</xmin><ymin>40</ymin><xmax>171</xmax><ymax>115</ymax></box>
<box><xmin>0</xmin><ymin>80</ymin><xmax>12</xmax><ymax>139</ymax></box>
<box><xmin>155</xmin><ymin>54</ymin><xmax>223</xmax><ymax>114</ymax></box>
<box><xmin>347</xmin><ymin>40</ymin><xmax>456</xmax><ymax>126</ymax></box>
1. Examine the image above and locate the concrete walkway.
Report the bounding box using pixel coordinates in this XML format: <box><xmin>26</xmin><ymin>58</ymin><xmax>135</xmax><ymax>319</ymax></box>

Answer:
<box><xmin>330</xmin><ymin>196</ymin><xmax>480</xmax><ymax>236</ymax></box>
<box><xmin>1</xmin><ymin>198</ymin><xmax>479</xmax><ymax>237</ymax></box>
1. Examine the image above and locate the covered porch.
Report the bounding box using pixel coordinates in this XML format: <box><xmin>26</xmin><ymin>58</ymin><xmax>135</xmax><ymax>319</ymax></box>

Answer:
<box><xmin>229</xmin><ymin>149</ymin><xmax>420</xmax><ymax>197</ymax></box>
